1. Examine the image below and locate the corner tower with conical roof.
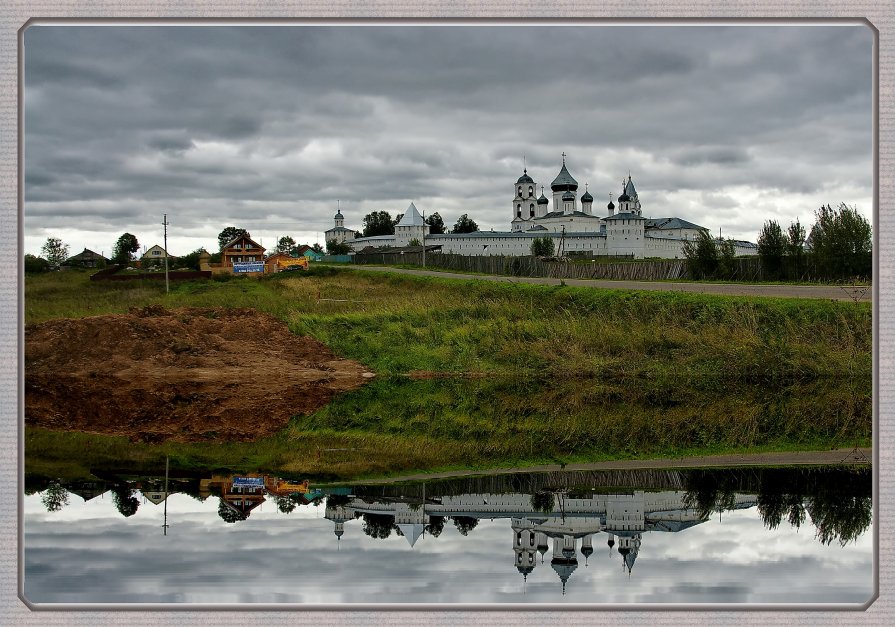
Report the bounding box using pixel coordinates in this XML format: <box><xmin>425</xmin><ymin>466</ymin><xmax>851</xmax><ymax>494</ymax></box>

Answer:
<box><xmin>394</xmin><ymin>202</ymin><xmax>429</xmax><ymax>247</ymax></box>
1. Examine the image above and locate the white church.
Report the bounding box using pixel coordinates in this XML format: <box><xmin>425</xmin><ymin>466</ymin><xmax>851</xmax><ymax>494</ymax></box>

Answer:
<box><xmin>325</xmin><ymin>156</ymin><xmax>757</xmax><ymax>259</ymax></box>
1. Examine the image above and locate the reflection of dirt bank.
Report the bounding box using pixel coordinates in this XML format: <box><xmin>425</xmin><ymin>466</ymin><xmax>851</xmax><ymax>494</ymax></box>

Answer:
<box><xmin>25</xmin><ymin>306</ymin><xmax>374</xmax><ymax>443</ymax></box>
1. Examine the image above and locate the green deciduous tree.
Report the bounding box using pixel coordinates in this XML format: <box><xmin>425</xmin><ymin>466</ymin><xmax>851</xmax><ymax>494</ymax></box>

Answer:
<box><xmin>681</xmin><ymin>229</ymin><xmax>718</xmax><ymax>280</ymax></box>
<box><xmin>757</xmin><ymin>220</ymin><xmax>788</xmax><ymax>279</ymax></box>
<box><xmin>176</xmin><ymin>248</ymin><xmax>205</xmax><ymax>271</ymax></box>
<box><xmin>787</xmin><ymin>219</ymin><xmax>807</xmax><ymax>278</ymax></box>
<box><xmin>40</xmin><ymin>237</ymin><xmax>69</xmax><ymax>267</ymax></box>
<box><xmin>807</xmin><ymin>203</ymin><xmax>872</xmax><ymax>279</ymax></box>
<box><xmin>24</xmin><ymin>254</ymin><xmax>50</xmax><ymax>273</ymax></box>
<box><xmin>451</xmin><ymin>214</ymin><xmax>479</xmax><ymax>234</ymax></box>
<box><xmin>717</xmin><ymin>238</ymin><xmax>737</xmax><ymax>279</ymax></box>
<box><xmin>218</xmin><ymin>227</ymin><xmax>248</xmax><ymax>251</ymax></box>
<box><xmin>311</xmin><ymin>243</ymin><xmax>324</xmax><ymax>254</ymax></box>
<box><xmin>530</xmin><ymin>236</ymin><xmax>555</xmax><ymax>257</ymax></box>
<box><xmin>362</xmin><ymin>211</ymin><xmax>396</xmax><ymax>237</ymax></box>
<box><xmin>425</xmin><ymin>212</ymin><xmax>446</xmax><ymax>234</ymax></box>
<box><xmin>111</xmin><ymin>233</ymin><xmax>140</xmax><ymax>265</ymax></box>
<box><xmin>326</xmin><ymin>239</ymin><xmax>352</xmax><ymax>255</ymax></box>
<box><xmin>274</xmin><ymin>235</ymin><xmax>298</xmax><ymax>255</ymax></box>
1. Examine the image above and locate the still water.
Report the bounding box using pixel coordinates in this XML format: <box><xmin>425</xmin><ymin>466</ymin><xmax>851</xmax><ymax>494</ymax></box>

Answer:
<box><xmin>23</xmin><ymin>467</ymin><xmax>872</xmax><ymax>605</ymax></box>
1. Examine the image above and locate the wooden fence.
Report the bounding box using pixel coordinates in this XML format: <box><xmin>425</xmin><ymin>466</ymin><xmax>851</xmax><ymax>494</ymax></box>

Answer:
<box><xmin>353</xmin><ymin>252</ymin><xmax>700</xmax><ymax>281</ymax></box>
<box><xmin>90</xmin><ymin>265</ymin><xmax>212</xmax><ymax>281</ymax></box>
<box><xmin>350</xmin><ymin>252</ymin><xmax>839</xmax><ymax>283</ymax></box>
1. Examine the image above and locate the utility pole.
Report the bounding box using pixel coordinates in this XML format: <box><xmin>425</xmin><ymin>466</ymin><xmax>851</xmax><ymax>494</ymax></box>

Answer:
<box><xmin>422</xmin><ymin>209</ymin><xmax>426</xmax><ymax>269</ymax></box>
<box><xmin>162</xmin><ymin>455</ymin><xmax>169</xmax><ymax>536</ymax></box>
<box><xmin>162</xmin><ymin>214</ymin><xmax>170</xmax><ymax>294</ymax></box>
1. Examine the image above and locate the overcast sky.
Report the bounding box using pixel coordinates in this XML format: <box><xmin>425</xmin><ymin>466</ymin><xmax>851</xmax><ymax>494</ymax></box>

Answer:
<box><xmin>23</xmin><ymin>24</ymin><xmax>873</xmax><ymax>257</ymax></box>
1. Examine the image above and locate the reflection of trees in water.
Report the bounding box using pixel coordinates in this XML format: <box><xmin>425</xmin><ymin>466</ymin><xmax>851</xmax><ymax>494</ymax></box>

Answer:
<box><xmin>684</xmin><ymin>467</ymin><xmax>871</xmax><ymax>546</ymax></box>
<box><xmin>530</xmin><ymin>491</ymin><xmax>555</xmax><ymax>514</ymax></box>
<box><xmin>682</xmin><ymin>471</ymin><xmax>743</xmax><ymax>520</ymax></box>
<box><xmin>807</xmin><ymin>481</ymin><xmax>872</xmax><ymax>547</ymax></box>
<box><xmin>361</xmin><ymin>512</ymin><xmax>396</xmax><ymax>539</ymax></box>
<box><xmin>425</xmin><ymin>515</ymin><xmax>445</xmax><ymax>538</ymax></box>
<box><xmin>41</xmin><ymin>480</ymin><xmax>69</xmax><ymax>512</ymax></box>
<box><xmin>218</xmin><ymin>498</ymin><xmax>247</xmax><ymax>523</ymax></box>
<box><xmin>272</xmin><ymin>493</ymin><xmax>309</xmax><ymax>514</ymax></box>
<box><xmin>452</xmin><ymin>516</ymin><xmax>479</xmax><ymax>536</ymax></box>
<box><xmin>111</xmin><ymin>484</ymin><xmax>139</xmax><ymax>518</ymax></box>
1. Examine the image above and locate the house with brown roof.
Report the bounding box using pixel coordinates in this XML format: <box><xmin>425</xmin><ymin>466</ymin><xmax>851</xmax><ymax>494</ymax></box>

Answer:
<box><xmin>64</xmin><ymin>248</ymin><xmax>109</xmax><ymax>268</ymax></box>
<box><xmin>221</xmin><ymin>232</ymin><xmax>266</xmax><ymax>273</ymax></box>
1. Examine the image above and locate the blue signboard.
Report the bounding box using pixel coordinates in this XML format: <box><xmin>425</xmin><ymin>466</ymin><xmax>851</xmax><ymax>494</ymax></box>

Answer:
<box><xmin>233</xmin><ymin>262</ymin><xmax>265</xmax><ymax>273</ymax></box>
<box><xmin>232</xmin><ymin>476</ymin><xmax>265</xmax><ymax>488</ymax></box>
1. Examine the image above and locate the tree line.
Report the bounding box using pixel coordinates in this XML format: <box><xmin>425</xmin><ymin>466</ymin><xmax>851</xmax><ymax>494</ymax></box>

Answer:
<box><xmin>684</xmin><ymin>202</ymin><xmax>871</xmax><ymax>282</ymax></box>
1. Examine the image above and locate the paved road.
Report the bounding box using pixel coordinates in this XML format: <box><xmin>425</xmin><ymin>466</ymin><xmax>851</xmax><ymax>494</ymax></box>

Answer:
<box><xmin>341</xmin><ymin>265</ymin><xmax>872</xmax><ymax>302</ymax></box>
<box><xmin>322</xmin><ymin>448</ymin><xmax>872</xmax><ymax>486</ymax></box>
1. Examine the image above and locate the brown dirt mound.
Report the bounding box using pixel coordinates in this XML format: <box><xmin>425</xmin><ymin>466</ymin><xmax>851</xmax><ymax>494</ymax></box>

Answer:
<box><xmin>25</xmin><ymin>306</ymin><xmax>375</xmax><ymax>443</ymax></box>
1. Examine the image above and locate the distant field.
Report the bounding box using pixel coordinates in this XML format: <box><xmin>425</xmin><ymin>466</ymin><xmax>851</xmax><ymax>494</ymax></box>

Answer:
<box><xmin>24</xmin><ymin>267</ymin><xmax>871</xmax><ymax>481</ymax></box>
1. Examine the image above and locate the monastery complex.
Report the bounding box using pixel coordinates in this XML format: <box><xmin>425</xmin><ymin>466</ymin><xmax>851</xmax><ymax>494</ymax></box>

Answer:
<box><xmin>327</xmin><ymin>157</ymin><xmax>757</xmax><ymax>260</ymax></box>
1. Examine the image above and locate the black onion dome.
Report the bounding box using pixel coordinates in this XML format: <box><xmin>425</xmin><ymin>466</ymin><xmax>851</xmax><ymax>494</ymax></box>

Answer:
<box><xmin>537</xmin><ymin>193</ymin><xmax>549</xmax><ymax>205</ymax></box>
<box><xmin>581</xmin><ymin>545</ymin><xmax>594</xmax><ymax>558</ymax></box>
<box><xmin>562</xmin><ymin>190</ymin><xmax>575</xmax><ymax>201</ymax></box>
<box><xmin>581</xmin><ymin>190</ymin><xmax>593</xmax><ymax>202</ymax></box>
<box><xmin>335</xmin><ymin>209</ymin><xmax>343</xmax><ymax>218</ymax></box>
<box><xmin>550</xmin><ymin>163</ymin><xmax>579</xmax><ymax>192</ymax></box>
<box><xmin>607</xmin><ymin>200</ymin><xmax>615</xmax><ymax>210</ymax></box>
<box><xmin>617</xmin><ymin>193</ymin><xmax>630</xmax><ymax>203</ymax></box>
<box><xmin>517</xmin><ymin>169</ymin><xmax>534</xmax><ymax>184</ymax></box>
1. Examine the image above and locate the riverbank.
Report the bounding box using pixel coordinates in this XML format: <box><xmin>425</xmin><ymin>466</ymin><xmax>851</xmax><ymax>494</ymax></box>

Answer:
<box><xmin>24</xmin><ymin>268</ymin><xmax>872</xmax><ymax>481</ymax></box>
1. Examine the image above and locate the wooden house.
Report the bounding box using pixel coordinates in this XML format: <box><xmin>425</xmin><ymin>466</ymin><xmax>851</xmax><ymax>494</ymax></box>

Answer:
<box><xmin>221</xmin><ymin>233</ymin><xmax>266</xmax><ymax>272</ymax></box>
<box><xmin>140</xmin><ymin>244</ymin><xmax>176</xmax><ymax>268</ymax></box>
<box><xmin>64</xmin><ymin>248</ymin><xmax>109</xmax><ymax>268</ymax></box>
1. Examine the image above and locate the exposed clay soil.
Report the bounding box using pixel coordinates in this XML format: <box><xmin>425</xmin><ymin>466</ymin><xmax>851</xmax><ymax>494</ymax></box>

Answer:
<box><xmin>25</xmin><ymin>306</ymin><xmax>375</xmax><ymax>443</ymax></box>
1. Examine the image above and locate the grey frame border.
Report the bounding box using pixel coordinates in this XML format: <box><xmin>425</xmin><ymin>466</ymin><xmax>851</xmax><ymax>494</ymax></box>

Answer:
<box><xmin>9</xmin><ymin>12</ymin><xmax>884</xmax><ymax>622</ymax></box>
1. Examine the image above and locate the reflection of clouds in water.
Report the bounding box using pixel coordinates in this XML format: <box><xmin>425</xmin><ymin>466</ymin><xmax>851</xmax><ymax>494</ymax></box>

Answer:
<box><xmin>22</xmin><ymin>492</ymin><xmax>873</xmax><ymax>605</ymax></box>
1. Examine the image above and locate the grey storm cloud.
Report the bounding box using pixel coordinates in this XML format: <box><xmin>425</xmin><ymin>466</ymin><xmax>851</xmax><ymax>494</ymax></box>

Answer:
<box><xmin>22</xmin><ymin>24</ymin><xmax>872</xmax><ymax>253</ymax></box>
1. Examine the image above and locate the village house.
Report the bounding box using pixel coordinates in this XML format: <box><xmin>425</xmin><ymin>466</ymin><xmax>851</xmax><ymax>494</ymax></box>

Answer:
<box><xmin>220</xmin><ymin>232</ymin><xmax>266</xmax><ymax>273</ymax></box>
<box><xmin>64</xmin><ymin>248</ymin><xmax>109</xmax><ymax>268</ymax></box>
<box><xmin>140</xmin><ymin>244</ymin><xmax>176</xmax><ymax>268</ymax></box>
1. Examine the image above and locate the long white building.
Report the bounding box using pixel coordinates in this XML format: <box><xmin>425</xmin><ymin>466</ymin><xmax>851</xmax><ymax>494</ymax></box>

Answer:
<box><xmin>326</xmin><ymin>157</ymin><xmax>757</xmax><ymax>259</ymax></box>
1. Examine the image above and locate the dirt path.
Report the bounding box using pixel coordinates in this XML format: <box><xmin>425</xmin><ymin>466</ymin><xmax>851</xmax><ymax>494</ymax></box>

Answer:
<box><xmin>341</xmin><ymin>265</ymin><xmax>872</xmax><ymax>301</ymax></box>
<box><xmin>343</xmin><ymin>448</ymin><xmax>872</xmax><ymax>485</ymax></box>
<box><xmin>25</xmin><ymin>306</ymin><xmax>375</xmax><ymax>442</ymax></box>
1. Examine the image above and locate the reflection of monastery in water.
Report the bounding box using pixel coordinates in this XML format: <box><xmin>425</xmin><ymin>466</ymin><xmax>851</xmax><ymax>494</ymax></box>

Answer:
<box><xmin>326</xmin><ymin>490</ymin><xmax>757</xmax><ymax>593</ymax></box>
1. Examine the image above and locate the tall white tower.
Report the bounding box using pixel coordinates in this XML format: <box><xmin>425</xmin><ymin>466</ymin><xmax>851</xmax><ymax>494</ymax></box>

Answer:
<box><xmin>512</xmin><ymin>168</ymin><xmax>537</xmax><ymax>232</ymax></box>
<box><xmin>511</xmin><ymin>518</ymin><xmax>538</xmax><ymax>580</ymax></box>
